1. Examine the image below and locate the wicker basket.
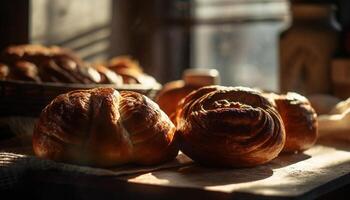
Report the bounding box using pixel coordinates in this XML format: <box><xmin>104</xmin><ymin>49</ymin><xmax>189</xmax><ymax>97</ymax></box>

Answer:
<box><xmin>0</xmin><ymin>80</ymin><xmax>161</xmax><ymax>117</ymax></box>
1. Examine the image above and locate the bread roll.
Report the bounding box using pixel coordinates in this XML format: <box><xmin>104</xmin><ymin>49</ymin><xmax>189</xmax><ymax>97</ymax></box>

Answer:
<box><xmin>107</xmin><ymin>56</ymin><xmax>157</xmax><ymax>86</ymax></box>
<box><xmin>0</xmin><ymin>44</ymin><xmax>102</xmax><ymax>84</ymax></box>
<box><xmin>93</xmin><ymin>64</ymin><xmax>123</xmax><ymax>85</ymax></box>
<box><xmin>156</xmin><ymin>69</ymin><xmax>220</xmax><ymax>122</ymax></box>
<box><xmin>156</xmin><ymin>80</ymin><xmax>195</xmax><ymax>121</ymax></box>
<box><xmin>33</xmin><ymin>88</ymin><xmax>178</xmax><ymax>166</ymax></box>
<box><xmin>272</xmin><ymin>92</ymin><xmax>318</xmax><ymax>152</ymax></box>
<box><xmin>175</xmin><ymin>86</ymin><xmax>285</xmax><ymax>167</ymax></box>
<box><xmin>113</xmin><ymin>68</ymin><xmax>157</xmax><ymax>86</ymax></box>
<box><xmin>0</xmin><ymin>63</ymin><xmax>10</xmax><ymax>79</ymax></box>
<box><xmin>108</xmin><ymin>56</ymin><xmax>143</xmax><ymax>74</ymax></box>
<box><xmin>10</xmin><ymin>61</ymin><xmax>41</xmax><ymax>82</ymax></box>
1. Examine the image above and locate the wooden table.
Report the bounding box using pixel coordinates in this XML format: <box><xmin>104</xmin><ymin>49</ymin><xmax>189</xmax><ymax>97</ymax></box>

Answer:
<box><xmin>2</xmin><ymin>135</ymin><xmax>350</xmax><ymax>200</ymax></box>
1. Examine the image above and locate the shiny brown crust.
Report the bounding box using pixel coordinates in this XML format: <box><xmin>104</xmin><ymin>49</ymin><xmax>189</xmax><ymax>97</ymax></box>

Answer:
<box><xmin>108</xmin><ymin>67</ymin><xmax>157</xmax><ymax>86</ymax></box>
<box><xmin>175</xmin><ymin>86</ymin><xmax>285</xmax><ymax>167</ymax></box>
<box><xmin>156</xmin><ymin>80</ymin><xmax>196</xmax><ymax>121</ymax></box>
<box><xmin>107</xmin><ymin>56</ymin><xmax>158</xmax><ymax>86</ymax></box>
<box><xmin>0</xmin><ymin>44</ymin><xmax>102</xmax><ymax>84</ymax></box>
<box><xmin>10</xmin><ymin>61</ymin><xmax>41</xmax><ymax>82</ymax></box>
<box><xmin>93</xmin><ymin>64</ymin><xmax>123</xmax><ymax>84</ymax></box>
<box><xmin>108</xmin><ymin>56</ymin><xmax>143</xmax><ymax>74</ymax></box>
<box><xmin>33</xmin><ymin>88</ymin><xmax>178</xmax><ymax>166</ymax></box>
<box><xmin>108</xmin><ymin>56</ymin><xmax>142</xmax><ymax>84</ymax></box>
<box><xmin>113</xmin><ymin>68</ymin><xmax>143</xmax><ymax>84</ymax></box>
<box><xmin>0</xmin><ymin>63</ymin><xmax>9</xmax><ymax>79</ymax></box>
<box><xmin>272</xmin><ymin>92</ymin><xmax>318</xmax><ymax>152</ymax></box>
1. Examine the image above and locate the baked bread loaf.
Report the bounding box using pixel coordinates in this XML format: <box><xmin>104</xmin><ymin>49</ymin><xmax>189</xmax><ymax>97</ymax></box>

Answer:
<box><xmin>33</xmin><ymin>88</ymin><xmax>178</xmax><ymax>166</ymax></box>
<box><xmin>0</xmin><ymin>63</ymin><xmax>10</xmax><ymax>79</ymax></box>
<box><xmin>107</xmin><ymin>56</ymin><xmax>157</xmax><ymax>86</ymax></box>
<box><xmin>156</xmin><ymin>80</ymin><xmax>195</xmax><ymax>121</ymax></box>
<box><xmin>1</xmin><ymin>46</ymin><xmax>159</xmax><ymax>86</ymax></box>
<box><xmin>108</xmin><ymin>56</ymin><xmax>143</xmax><ymax>74</ymax></box>
<box><xmin>156</xmin><ymin>69</ymin><xmax>220</xmax><ymax>123</ymax></box>
<box><xmin>175</xmin><ymin>86</ymin><xmax>285</xmax><ymax>167</ymax></box>
<box><xmin>7</xmin><ymin>61</ymin><xmax>41</xmax><ymax>82</ymax></box>
<box><xmin>93</xmin><ymin>64</ymin><xmax>123</xmax><ymax>85</ymax></box>
<box><xmin>271</xmin><ymin>92</ymin><xmax>318</xmax><ymax>152</ymax></box>
<box><xmin>0</xmin><ymin>44</ymin><xmax>122</xmax><ymax>84</ymax></box>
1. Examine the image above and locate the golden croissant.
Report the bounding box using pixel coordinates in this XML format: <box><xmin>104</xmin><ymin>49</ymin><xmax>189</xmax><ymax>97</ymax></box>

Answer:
<box><xmin>33</xmin><ymin>88</ymin><xmax>178</xmax><ymax>167</ymax></box>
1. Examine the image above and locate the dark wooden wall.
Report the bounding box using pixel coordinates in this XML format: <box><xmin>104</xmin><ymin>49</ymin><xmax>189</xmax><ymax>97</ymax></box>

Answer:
<box><xmin>0</xmin><ymin>1</ymin><xmax>30</xmax><ymax>50</ymax></box>
<box><xmin>111</xmin><ymin>0</ymin><xmax>191</xmax><ymax>83</ymax></box>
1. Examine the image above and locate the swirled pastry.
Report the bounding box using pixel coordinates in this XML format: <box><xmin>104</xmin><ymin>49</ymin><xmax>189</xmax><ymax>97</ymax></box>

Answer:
<box><xmin>271</xmin><ymin>92</ymin><xmax>318</xmax><ymax>152</ymax></box>
<box><xmin>33</xmin><ymin>88</ymin><xmax>178</xmax><ymax>166</ymax></box>
<box><xmin>175</xmin><ymin>86</ymin><xmax>285</xmax><ymax>167</ymax></box>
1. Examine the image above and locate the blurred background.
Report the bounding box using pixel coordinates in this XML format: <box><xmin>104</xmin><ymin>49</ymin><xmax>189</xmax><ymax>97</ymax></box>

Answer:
<box><xmin>2</xmin><ymin>1</ymin><xmax>350</xmax><ymax>199</ymax></box>
<box><xmin>1</xmin><ymin>0</ymin><xmax>350</xmax><ymax>94</ymax></box>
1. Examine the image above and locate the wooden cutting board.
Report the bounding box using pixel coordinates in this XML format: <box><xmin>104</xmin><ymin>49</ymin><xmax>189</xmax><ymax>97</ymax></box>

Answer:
<box><xmin>2</xmin><ymin>134</ymin><xmax>350</xmax><ymax>199</ymax></box>
<box><xmin>122</xmin><ymin>136</ymin><xmax>350</xmax><ymax>199</ymax></box>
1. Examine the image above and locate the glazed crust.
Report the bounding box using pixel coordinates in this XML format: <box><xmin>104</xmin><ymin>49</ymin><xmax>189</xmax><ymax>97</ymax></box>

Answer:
<box><xmin>107</xmin><ymin>56</ymin><xmax>157</xmax><ymax>85</ymax></box>
<box><xmin>0</xmin><ymin>45</ymin><xmax>159</xmax><ymax>85</ymax></box>
<box><xmin>108</xmin><ymin>56</ymin><xmax>143</xmax><ymax>74</ymax></box>
<box><xmin>0</xmin><ymin>44</ymin><xmax>104</xmax><ymax>84</ymax></box>
<box><xmin>0</xmin><ymin>63</ymin><xmax>9</xmax><ymax>79</ymax></box>
<box><xmin>272</xmin><ymin>92</ymin><xmax>318</xmax><ymax>152</ymax></box>
<box><xmin>33</xmin><ymin>88</ymin><xmax>178</xmax><ymax>166</ymax></box>
<box><xmin>175</xmin><ymin>86</ymin><xmax>285</xmax><ymax>167</ymax></box>
<box><xmin>156</xmin><ymin>80</ymin><xmax>196</xmax><ymax>122</ymax></box>
<box><xmin>93</xmin><ymin>64</ymin><xmax>123</xmax><ymax>85</ymax></box>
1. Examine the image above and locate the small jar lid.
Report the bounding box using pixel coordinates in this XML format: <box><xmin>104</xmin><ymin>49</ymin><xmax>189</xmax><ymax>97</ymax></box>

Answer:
<box><xmin>183</xmin><ymin>68</ymin><xmax>220</xmax><ymax>86</ymax></box>
<box><xmin>291</xmin><ymin>3</ymin><xmax>336</xmax><ymax>20</ymax></box>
